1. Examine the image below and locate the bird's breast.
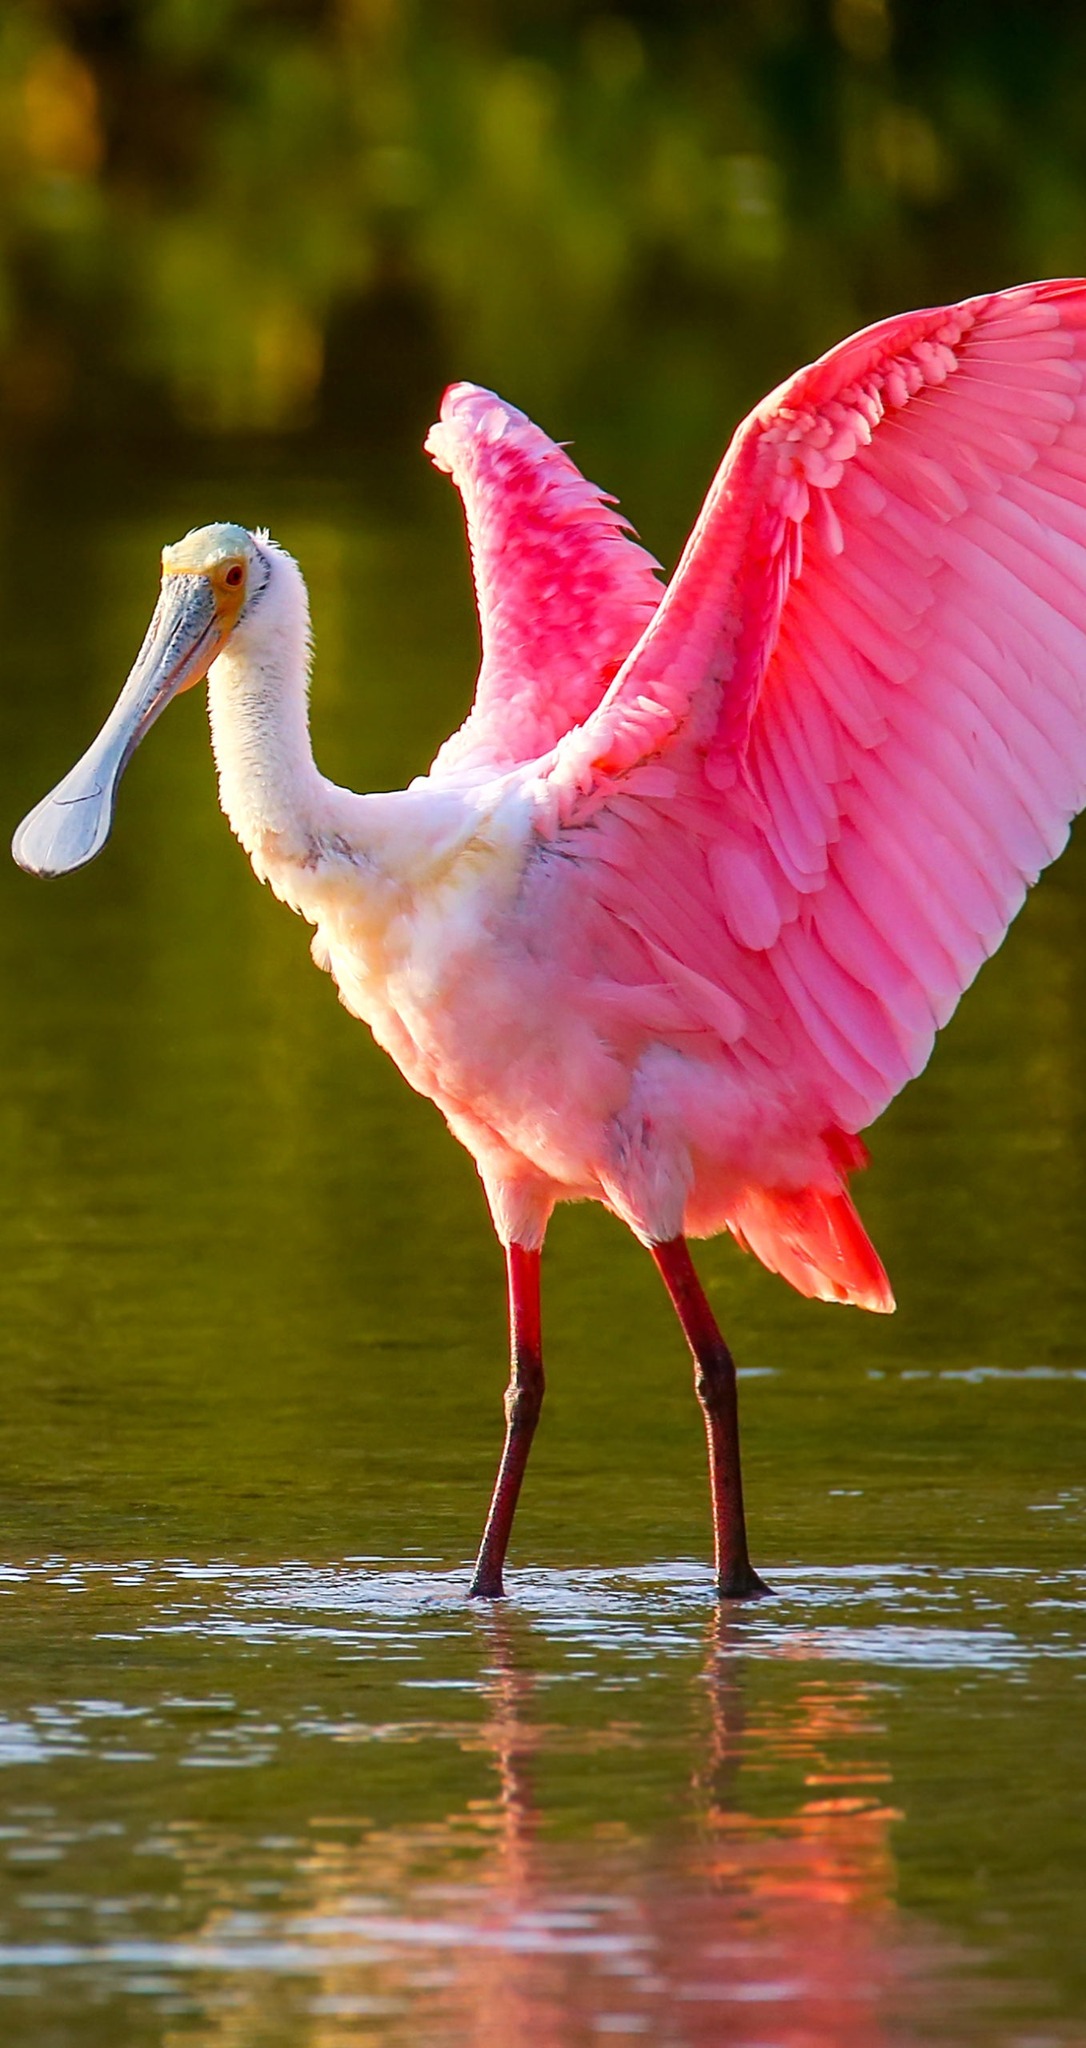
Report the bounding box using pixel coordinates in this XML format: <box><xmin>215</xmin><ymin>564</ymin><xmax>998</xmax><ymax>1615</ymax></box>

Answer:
<box><xmin>305</xmin><ymin>812</ymin><xmax>533</xmax><ymax>1081</ymax></box>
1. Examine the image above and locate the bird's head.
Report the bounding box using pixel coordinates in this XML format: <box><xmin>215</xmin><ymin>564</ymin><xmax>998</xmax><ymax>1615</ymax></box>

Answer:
<box><xmin>12</xmin><ymin>522</ymin><xmax>274</xmax><ymax>878</ymax></box>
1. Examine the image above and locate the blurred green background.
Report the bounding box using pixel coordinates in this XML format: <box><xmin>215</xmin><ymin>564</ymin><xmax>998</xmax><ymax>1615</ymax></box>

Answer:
<box><xmin>2</xmin><ymin>0</ymin><xmax>1086</xmax><ymax>1560</ymax></box>
<box><xmin>4</xmin><ymin>0</ymin><xmax>1086</xmax><ymax>486</ymax></box>
<box><xmin>0</xmin><ymin>10</ymin><xmax>1085</xmax><ymax>2044</ymax></box>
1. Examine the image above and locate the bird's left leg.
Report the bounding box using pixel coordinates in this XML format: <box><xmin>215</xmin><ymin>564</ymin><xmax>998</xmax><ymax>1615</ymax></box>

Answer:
<box><xmin>470</xmin><ymin>1243</ymin><xmax>544</xmax><ymax>1599</ymax></box>
<box><xmin>650</xmin><ymin>1236</ymin><xmax>772</xmax><ymax>1602</ymax></box>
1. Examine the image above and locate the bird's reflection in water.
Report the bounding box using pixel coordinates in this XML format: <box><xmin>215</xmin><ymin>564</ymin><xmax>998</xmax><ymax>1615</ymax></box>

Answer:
<box><xmin>686</xmin><ymin>1609</ymin><xmax>906</xmax><ymax>2047</ymax></box>
<box><xmin>159</xmin><ymin>1604</ymin><xmax>978</xmax><ymax>2048</ymax></box>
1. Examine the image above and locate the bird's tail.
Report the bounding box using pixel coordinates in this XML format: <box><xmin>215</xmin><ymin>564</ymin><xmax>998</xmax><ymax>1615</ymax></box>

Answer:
<box><xmin>727</xmin><ymin>1179</ymin><xmax>894</xmax><ymax>1313</ymax></box>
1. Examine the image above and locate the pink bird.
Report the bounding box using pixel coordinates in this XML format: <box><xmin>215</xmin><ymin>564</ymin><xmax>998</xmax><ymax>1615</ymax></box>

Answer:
<box><xmin>14</xmin><ymin>279</ymin><xmax>1086</xmax><ymax>1600</ymax></box>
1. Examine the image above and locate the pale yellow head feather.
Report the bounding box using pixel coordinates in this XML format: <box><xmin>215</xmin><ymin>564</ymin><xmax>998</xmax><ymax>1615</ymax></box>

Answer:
<box><xmin>161</xmin><ymin>521</ymin><xmax>254</xmax><ymax>636</ymax></box>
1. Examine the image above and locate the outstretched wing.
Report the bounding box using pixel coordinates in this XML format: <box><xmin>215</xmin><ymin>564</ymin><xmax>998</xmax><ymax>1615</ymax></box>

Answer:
<box><xmin>425</xmin><ymin>383</ymin><xmax>663</xmax><ymax>778</ymax></box>
<box><xmin>543</xmin><ymin>278</ymin><xmax>1086</xmax><ymax>1144</ymax></box>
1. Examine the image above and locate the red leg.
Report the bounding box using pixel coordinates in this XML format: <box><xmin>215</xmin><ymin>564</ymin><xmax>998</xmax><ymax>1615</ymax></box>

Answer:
<box><xmin>651</xmin><ymin>1237</ymin><xmax>771</xmax><ymax>1600</ymax></box>
<box><xmin>470</xmin><ymin>1244</ymin><xmax>544</xmax><ymax>1599</ymax></box>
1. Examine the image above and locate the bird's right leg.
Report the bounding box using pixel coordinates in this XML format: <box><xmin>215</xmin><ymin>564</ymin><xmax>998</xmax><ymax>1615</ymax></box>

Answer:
<box><xmin>469</xmin><ymin>1243</ymin><xmax>544</xmax><ymax>1599</ymax></box>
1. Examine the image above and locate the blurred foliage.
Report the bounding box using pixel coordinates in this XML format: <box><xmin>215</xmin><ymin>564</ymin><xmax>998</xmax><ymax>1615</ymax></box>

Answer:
<box><xmin>1</xmin><ymin>0</ymin><xmax>1086</xmax><ymax>459</ymax></box>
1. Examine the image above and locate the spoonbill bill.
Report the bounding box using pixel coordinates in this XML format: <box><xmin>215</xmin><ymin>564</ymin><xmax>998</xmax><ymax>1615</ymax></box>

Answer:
<box><xmin>15</xmin><ymin>279</ymin><xmax>1086</xmax><ymax>1599</ymax></box>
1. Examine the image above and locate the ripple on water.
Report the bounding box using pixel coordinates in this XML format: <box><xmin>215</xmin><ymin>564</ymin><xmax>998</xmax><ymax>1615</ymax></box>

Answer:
<box><xmin>2</xmin><ymin>1554</ymin><xmax>1081</xmax><ymax>1678</ymax></box>
<box><xmin>177</xmin><ymin>1557</ymin><xmax>1086</xmax><ymax>1668</ymax></box>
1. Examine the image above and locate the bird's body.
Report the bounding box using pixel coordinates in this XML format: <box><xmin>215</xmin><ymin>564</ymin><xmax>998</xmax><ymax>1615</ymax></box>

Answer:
<box><xmin>211</xmin><ymin>553</ymin><xmax>881</xmax><ymax>1293</ymax></box>
<box><xmin>17</xmin><ymin>277</ymin><xmax>1086</xmax><ymax>1597</ymax></box>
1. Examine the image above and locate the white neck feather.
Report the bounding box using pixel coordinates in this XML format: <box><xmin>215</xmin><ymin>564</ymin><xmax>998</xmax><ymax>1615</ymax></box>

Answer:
<box><xmin>204</xmin><ymin>536</ymin><xmax>490</xmax><ymax>932</ymax></box>
<box><xmin>206</xmin><ymin>541</ymin><xmax>326</xmax><ymax>865</ymax></box>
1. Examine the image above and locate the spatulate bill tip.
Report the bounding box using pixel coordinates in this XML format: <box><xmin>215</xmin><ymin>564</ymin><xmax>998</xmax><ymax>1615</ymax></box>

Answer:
<box><xmin>11</xmin><ymin>783</ymin><xmax>115</xmax><ymax>878</ymax></box>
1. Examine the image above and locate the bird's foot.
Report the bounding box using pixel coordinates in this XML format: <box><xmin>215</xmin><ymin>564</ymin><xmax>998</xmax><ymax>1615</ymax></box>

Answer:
<box><xmin>715</xmin><ymin>1561</ymin><xmax>773</xmax><ymax>1601</ymax></box>
<box><xmin>468</xmin><ymin>1565</ymin><xmax>506</xmax><ymax>1600</ymax></box>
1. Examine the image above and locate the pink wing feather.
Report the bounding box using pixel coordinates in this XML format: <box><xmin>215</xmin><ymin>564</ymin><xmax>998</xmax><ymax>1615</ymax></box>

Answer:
<box><xmin>540</xmin><ymin>280</ymin><xmax>1086</xmax><ymax>1303</ymax></box>
<box><xmin>425</xmin><ymin>383</ymin><xmax>663</xmax><ymax>777</ymax></box>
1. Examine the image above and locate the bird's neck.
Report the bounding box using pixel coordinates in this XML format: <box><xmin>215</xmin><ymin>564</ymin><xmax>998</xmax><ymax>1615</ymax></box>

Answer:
<box><xmin>206</xmin><ymin>552</ymin><xmax>327</xmax><ymax>869</ymax></box>
<box><xmin>203</xmin><ymin>549</ymin><xmax>487</xmax><ymax>930</ymax></box>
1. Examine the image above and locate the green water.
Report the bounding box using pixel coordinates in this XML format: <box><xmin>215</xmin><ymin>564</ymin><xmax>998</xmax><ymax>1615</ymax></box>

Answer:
<box><xmin>0</xmin><ymin>463</ymin><xmax>1084</xmax><ymax>2046</ymax></box>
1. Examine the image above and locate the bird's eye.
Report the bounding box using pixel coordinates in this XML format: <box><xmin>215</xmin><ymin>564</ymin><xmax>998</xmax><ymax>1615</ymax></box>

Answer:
<box><xmin>224</xmin><ymin>564</ymin><xmax>244</xmax><ymax>588</ymax></box>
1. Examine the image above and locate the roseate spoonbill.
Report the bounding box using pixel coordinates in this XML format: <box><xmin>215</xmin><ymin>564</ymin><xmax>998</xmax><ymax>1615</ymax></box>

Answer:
<box><xmin>14</xmin><ymin>280</ymin><xmax>1086</xmax><ymax>1600</ymax></box>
